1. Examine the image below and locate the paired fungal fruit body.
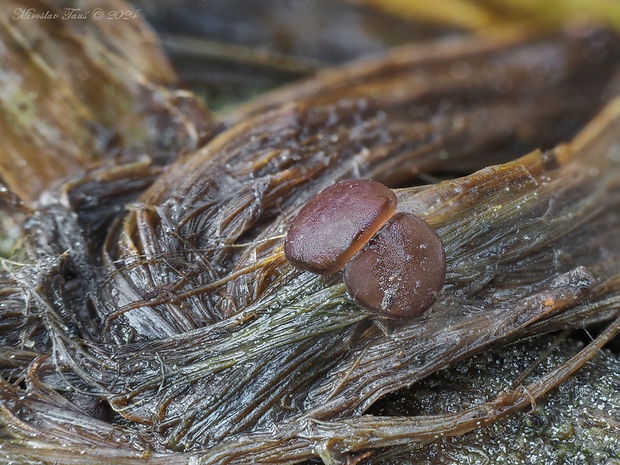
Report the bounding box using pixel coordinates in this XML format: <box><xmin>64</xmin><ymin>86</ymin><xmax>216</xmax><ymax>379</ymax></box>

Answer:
<box><xmin>284</xmin><ymin>179</ymin><xmax>446</xmax><ymax>319</ymax></box>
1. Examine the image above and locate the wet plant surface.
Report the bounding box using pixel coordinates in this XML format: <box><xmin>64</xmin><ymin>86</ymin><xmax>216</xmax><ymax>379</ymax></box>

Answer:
<box><xmin>369</xmin><ymin>336</ymin><xmax>620</xmax><ymax>465</ymax></box>
<box><xmin>1</xmin><ymin>1</ymin><xmax>620</xmax><ymax>464</ymax></box>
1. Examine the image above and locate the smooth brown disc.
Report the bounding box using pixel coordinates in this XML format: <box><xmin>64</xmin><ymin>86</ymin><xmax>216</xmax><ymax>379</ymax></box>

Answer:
<box><xmin>284</xmin><ymin>179</ymin><xmax>397</xmax><ymax>274</ymax></box>
<box><xmin>343</xmin><ymin>212</ymin><xmax>446</xmax><ymax>318</ymax></box>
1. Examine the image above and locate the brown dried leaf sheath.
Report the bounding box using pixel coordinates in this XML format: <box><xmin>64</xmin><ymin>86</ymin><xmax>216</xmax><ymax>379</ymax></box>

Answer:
<box><xmin>0</xmin><ymin>0</ymin><xmax>218</xmax><ymax>204</ymax></box>
<box><xmin>1</xmin><ymin>21</ymin><xmax>620</xmax><ymax>465</ymax></box>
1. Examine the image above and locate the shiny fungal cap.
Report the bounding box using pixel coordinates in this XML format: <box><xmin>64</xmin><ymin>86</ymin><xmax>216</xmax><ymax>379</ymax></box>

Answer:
<box><xmin>343</xmin><ymin>212</ymin><xmax>446</xmax><ymax>318</ymax></box>
<box><xmin>284</xmin><ymin>179</ymin><xmax>397</xmax><ymax>274</ymax></box>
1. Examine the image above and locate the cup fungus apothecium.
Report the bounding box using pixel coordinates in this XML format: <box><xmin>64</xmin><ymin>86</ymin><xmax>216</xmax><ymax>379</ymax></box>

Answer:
<box><xmin>284</xmin><ymin>179</ymin><xmax>446</xmax><ymax>319</ymax></box>
<box><xmin>284</xmin><ymin>179</ymin><xmax>397</xmax><ymax>274</ymax></box>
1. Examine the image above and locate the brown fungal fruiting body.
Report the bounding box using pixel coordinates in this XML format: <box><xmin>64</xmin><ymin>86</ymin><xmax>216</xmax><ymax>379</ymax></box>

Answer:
<box><xmin>284</xmin><ymin>179</ymin><xmax>397</xmax><ymax>274</ymax></box>
<box><xmin>344</xmin><ymin>212</ymin><xmax>446</xmax><ymax>318</ymax></box>
<box><xmin>284</xmin><ymin>179</ymin><xmax>446</xmax><ymax>318</ymax></box>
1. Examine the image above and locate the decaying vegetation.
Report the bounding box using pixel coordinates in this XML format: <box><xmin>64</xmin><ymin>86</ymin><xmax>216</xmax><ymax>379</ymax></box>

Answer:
<box><xmin>1</xmin><ymin>1</ymin><xmax>620</xmax><ymax>464</ymax></box>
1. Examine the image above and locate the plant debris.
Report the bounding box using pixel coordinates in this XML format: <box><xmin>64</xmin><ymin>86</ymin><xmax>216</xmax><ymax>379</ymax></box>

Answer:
<box><xmin>1</xmin><ymin>2</ymin><xmax>620</xmax><ymax>464</ymax></box>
